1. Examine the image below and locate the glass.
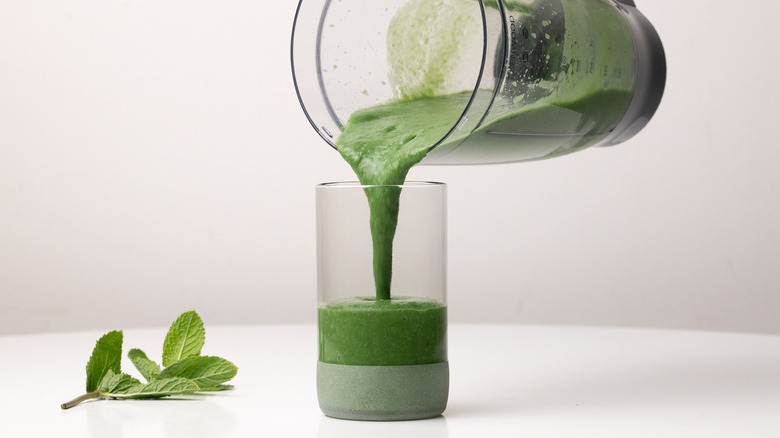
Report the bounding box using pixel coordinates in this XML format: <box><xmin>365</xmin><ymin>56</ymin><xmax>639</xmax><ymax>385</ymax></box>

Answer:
<box><xmin>291</xmin><ymin>0</ymin><xmax>665</xmax><ymax>164</ymax></box>
<box><xmin>316</xmin><ymin>181</ymin><xmax>448</xmax><ymax>421</ymax></box>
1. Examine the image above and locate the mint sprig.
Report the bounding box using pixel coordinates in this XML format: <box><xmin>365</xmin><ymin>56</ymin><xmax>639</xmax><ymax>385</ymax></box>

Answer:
<box><xmin>61</xmin><ymin>311</ymin><xmax>237</xmax><ymax>409</ymax></box>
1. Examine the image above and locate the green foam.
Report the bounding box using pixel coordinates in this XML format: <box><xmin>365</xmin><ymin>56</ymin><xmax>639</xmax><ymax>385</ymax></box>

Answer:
<box><xmin>318</xmin><ymin>296</ymin><xmax>447</xmax><ymax>366</ymax></box>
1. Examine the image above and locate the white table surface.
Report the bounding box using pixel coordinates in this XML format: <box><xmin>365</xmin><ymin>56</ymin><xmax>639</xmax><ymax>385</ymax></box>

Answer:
<box><xmin>3</xmin><ymin>324</ymin><xmax>779</xmax><ymax>437</ymax></box>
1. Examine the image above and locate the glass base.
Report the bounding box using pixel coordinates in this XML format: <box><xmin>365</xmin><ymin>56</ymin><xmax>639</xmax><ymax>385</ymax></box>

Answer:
<box><xmin>317</xmin><ymin>361</ymin><xmax>449</xmax><ymax>421</ymax></box>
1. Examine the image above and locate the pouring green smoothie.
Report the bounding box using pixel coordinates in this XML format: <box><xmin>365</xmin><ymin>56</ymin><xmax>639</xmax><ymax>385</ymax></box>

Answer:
<box><xmin>325</xmin><ymin>0</ymin><xmax>635</xmax><ymax>303</ymax></box>
<box><xmin>301</xmin><ymin>0</ymin><xmax>664</xmax><ymax>420</ymax></box>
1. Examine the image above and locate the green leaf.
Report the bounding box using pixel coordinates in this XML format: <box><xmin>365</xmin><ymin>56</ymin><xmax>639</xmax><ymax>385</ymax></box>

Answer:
<box><xmin>162</xmin><ymin>311</ymin><xmax>205</xmax><ymax>367</ymax></box>
<box><xmin>158</xmin><ymin>356</ymin><xmax>238</xmax><ymax>389</ymax></box>
<box><xmin>128</xmin><ymin>348</ymin><xmax>161</xmax><ymax>382</ymax></box>
<box><xmin>85</xmin><ymin>330</ymin><xmax>123</xmax><ymax>392</ymax></box>
<box><xmin>106</xmin><ymin>377</ymin><xmax>199</xmax><ymax>399</ymax></box>
<box><xmin>98</xmin><ymin>370</ymin><xmax>142</xmax><ymax>393</ymax></box>
<box><xmin>97</xmin><ymin>369</ymin><xmax>199</xmax><ymax>399</ymax></box>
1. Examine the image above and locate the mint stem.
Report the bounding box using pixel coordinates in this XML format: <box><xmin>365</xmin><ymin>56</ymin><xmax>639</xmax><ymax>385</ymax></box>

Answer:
<box><xmin>61</xmin><ymin>390</ymin><xmax>104</xmax><ymax>410</ymax></box>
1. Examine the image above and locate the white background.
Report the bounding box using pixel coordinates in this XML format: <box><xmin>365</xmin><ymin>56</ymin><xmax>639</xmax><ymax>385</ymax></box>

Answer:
<box><xmin>1</xmin><ymin>0</ymin><xmax>778</xmax><ymax>335</ymax></box>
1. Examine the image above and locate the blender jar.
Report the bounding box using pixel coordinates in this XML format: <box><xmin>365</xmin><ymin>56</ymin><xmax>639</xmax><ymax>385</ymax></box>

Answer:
<box><xmin>291</xmin><ymin>0</ymin><xmax>665</xmax><ymax>164</ymax></box>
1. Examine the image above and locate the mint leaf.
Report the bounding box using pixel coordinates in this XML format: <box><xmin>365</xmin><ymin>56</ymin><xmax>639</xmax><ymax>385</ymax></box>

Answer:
<box><xmin>162</xmin><ymin>310</ymin><xmax>205</xmax><ymax>367</ymax></box>
<box><xmin>98</xmin><ymin>370</ymin><xmax>142</xmax><ymax>393</ymax></box>
<box><xmin>128</xmin><ymin>348</ymin><xmax>161</xmax><ymax>382</ymax></box>
<box><xmin>85</xmin><ymin>330</ymin><xmax>123</xmax><ymax>392</ymax></box>
<box><xmin>158</xmin><ymin>356</ymin><xmax>238</xmax><ymax>389</ymax></box>
<box><xmin>104</xmin><ymin>377</ymin><xmax>199</xmax><ymax>399</ymax></box>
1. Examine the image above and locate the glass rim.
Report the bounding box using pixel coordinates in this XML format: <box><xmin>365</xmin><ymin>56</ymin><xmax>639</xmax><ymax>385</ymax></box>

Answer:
<box><xmin>316</xmin><ymin>181</ymin><xmax>446</xmax><ymax>190</ymax></box>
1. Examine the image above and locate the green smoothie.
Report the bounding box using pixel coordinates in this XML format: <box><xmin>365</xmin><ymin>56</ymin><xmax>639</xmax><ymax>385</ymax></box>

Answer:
<box><xmin>319</xmin><ymin>0</ymin><xmax>635</xmax><ymax>371</ymax></box>
<box><xmin>322</xmin><ymin>0</ymin><xmax>632</xmax><ymax>359</ymax></box>
<box><xmin>315</xmin><ymin>0</ymin><xmax>637</xmax><ymax>420</ymax></box>
<box><xmin>317</xmin><ymin>296</ymin><xmax>449</xmax><ymax>420</ymax></box>
<box><xmin>334</xmin><ymin>0</ymin><xmax>635</xmax><ymax>300</ymax></box>
<box><xmin>319</xmin><ymin>296</ymin><xmax>447</xmax><ymax>366</ymax></box>
<box><xmin>334</xmin><ymin>87</ymin><xmax>631</xmax><ymax>303</ymax></box>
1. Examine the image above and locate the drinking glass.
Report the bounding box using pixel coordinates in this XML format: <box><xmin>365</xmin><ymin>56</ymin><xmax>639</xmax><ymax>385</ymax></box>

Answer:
<box><xmin>316</xmin><ymin>181</ymin><xmax>448</xmax><ymax>420</ymax></box>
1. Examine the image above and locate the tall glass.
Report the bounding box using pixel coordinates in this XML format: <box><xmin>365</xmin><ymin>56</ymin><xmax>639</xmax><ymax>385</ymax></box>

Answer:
<box><xmin>316</xmin><ymin>181</ymin><xmax>448</xmax><ymax>421</ymax></box>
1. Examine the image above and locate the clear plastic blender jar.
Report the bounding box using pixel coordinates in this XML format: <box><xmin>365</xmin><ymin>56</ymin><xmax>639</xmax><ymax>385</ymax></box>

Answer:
<box><xmin>291</xmin><ymin>0</ymin><xmax>666</xmax><ymax>164</ymax></box>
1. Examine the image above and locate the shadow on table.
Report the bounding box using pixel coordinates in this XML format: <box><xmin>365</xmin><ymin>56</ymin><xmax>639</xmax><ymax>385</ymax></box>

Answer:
<box><xmin>86</xmin><ymin>397</ymin><xmax>236</xmax><ymax>437</ymax></box>
<box><xmin>318</xmin><ymin>415</ymin><xmax>448</xmax><ymax>438</ymax></box>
